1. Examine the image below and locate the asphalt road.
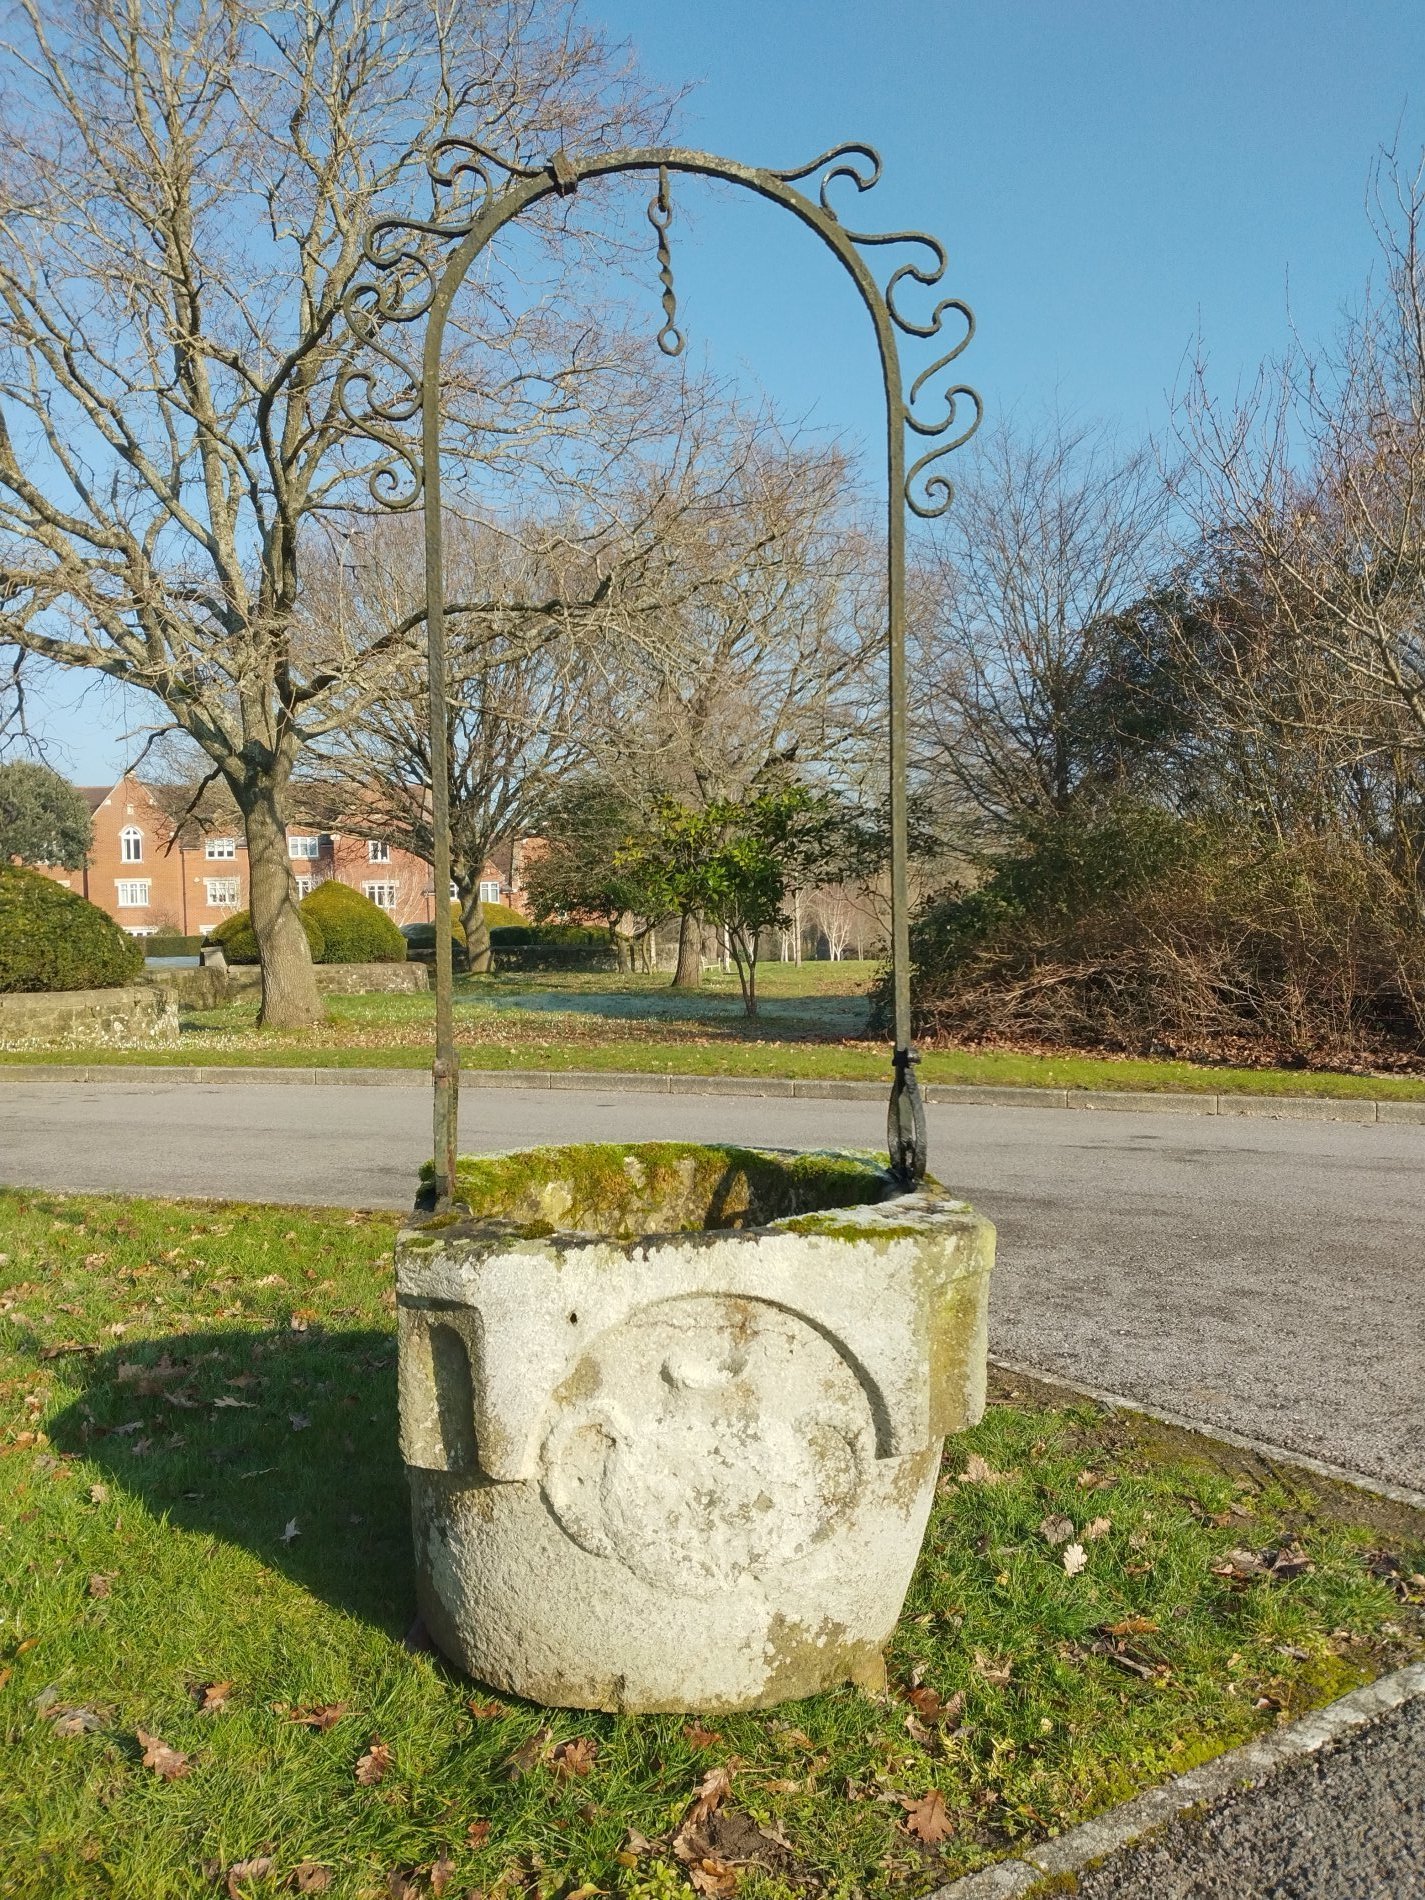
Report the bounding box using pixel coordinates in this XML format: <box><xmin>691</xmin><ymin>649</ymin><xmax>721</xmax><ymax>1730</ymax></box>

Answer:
<box><xmin>2</xmin><ymin>1079</ymin><xmax>1422</xmax><ymax>1489</ymax></box>
<box><xmin>1068</xmin><ymin>1693</ymin><xmax>1425</xmax><ymax>1899</ymax></box>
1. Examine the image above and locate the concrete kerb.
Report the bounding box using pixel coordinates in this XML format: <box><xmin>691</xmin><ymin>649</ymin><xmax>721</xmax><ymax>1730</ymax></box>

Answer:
<box><xmin>932</xmin><ymin>1660</ymin><xmax>1425</xmax><ymax>1900</ymax></box>
<box><xmin>1</xmin><ymin>1062</ymin><xmax>1424</xmax><ymax>1121</ymax></box>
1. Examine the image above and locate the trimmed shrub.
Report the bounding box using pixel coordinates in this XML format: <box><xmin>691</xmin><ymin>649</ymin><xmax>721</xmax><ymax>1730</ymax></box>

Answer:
<box><xmin>0</xmin><ymin>866</ymin><xmax>144</xmax><ymax>993</ymax></box>
<box><xmin>401</xmin><ymin>917</ymin><xmax>469</xmax><ymax>972</ymax></box>
<box><xmin>488</xmin><ymin>921</ymin><xmax>616</xmax><ymax>972</ymax></box>
<box><xmin>301</xmin><ymin>880</ymin><xmax>406</xmax><ymax>963</ymax></box>
<box><xmin>480</xmin><ymin>900</ymin><xmax>524</xmax><ymax>930</ymax></box>
<box><xmin>147</xmin><ymin>930</ymin><xmax>204</xmax><ymax>956</ymax></box>
<box><xmin>205</xmin><ymin>907</ymin><xmax>325</xmax><ymax>965</ymax></box>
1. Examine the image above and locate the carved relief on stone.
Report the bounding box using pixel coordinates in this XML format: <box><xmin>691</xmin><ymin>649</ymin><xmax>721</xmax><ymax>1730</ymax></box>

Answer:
<box><xmin>539</xmin><ymin>1294</ymin><xmax>871</xmax><ymax>1596</ymax></box>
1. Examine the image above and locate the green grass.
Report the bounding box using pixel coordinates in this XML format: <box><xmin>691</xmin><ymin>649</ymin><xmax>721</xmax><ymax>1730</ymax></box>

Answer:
<box><xmin>4</xmin><ymin>960</ymin><xmax>1425</xmax><ymax>1098</ymax></box>
<box><xmin>2</xmin><ymin>1190</ymin><xmax>1421</xmax><ymax>1897</ymax></box>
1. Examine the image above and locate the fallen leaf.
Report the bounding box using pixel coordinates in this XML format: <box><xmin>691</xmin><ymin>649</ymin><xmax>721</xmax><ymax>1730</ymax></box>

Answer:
<box><xmin>687</xmin><ymin>1858</ymin><xmax>739</xmax><ymax>1896</ymax></box>
<box><xmin>1103</xmin><ymin>1617</ymin><xmax>1159</xmax><ymax>1637</ymax></box>
<box><xmin>959</xmin><ymin>1453</ymin><xmax>1006</xmax><ymax>1485</ymax></box>
<box><xmin>225</xmin><ymin>1857</ymin><xmax>273</xmax><ymax>1895</ymax></box>
<box><xmin>291</xmin><ymin>1867</ymin><xmax>332</xmax><ymax>1894</ymax></box>
<box><xmin>213</xmin><ymin>1395</ymin><xmax>256</xmax><ymax>1410</ymax></box>
<box><xmin>973</xmin><ymin>1650</ymin><xmax>1013</xmax><ymax>1686</ymax></box>
<box><xmin>684</xmin><ymin>1721</ymin><xmax>723</xmax><ymax>1749</ymax></box>
<box><xmin>289</xmin><ymin>1414</ymin><xmax>311</xmax><ymax>1432</ymax></box>
<box><xmin>904</xmin><ymin>1713</ymin><xmax>934</xmax><ymax>1747</ymax></box>
<box><xmin>504</xmin><ymin>1724</ymin><xmax>550</xmax><ymax>1780</ymax></box>
<box><xmin>465</xmin><ymin>1820</ymin><xmax>491</xmax><ymax>1848</ymax></box>
<box><xmin>687</xmin><ymin>1763</ymin><xmax>734</xmax><ymax>1826</ymax></box>
<box><xmin>135</xmin><ymin>1726</ymin><xmax>191</xmax><ymax>1779</ymax></box>
<box><xmin>87</xmin><ymin>1574</ymin><xmax>112</xmax><ymax>1599</ymax></box>
<box><xmin>385</xmin><ymin>1873</ymin><xmax>418</xmax><ymax>1900</ymax></box>
<box><xmin>285</xmin><ymin>1702</ymin><xmax>347</xmax><ymax>1731</ymax></box>
<box><xmin>1063</xmin><ymin>1542</ymin><xmax>1089</xmax><ymax>1576</ymax></box>
<box><xmin>1084</xmin><ymin>1516</ymin><xmax>1112</xmax><ymax>1541</ymax></box>
<box><xmin>467</xmin><ymin>1699</ymin><xmax>505</xmax><ymax>1720</ymax></box>
<box><xmin>550</xmin><ymin>1736</ymin><xmax>597</xmax><ymax>1778</ymax></box>
<box><xmin>48</xmin><ymin>1705</ymin><xmax>102</xmax><ymax>1736</ymax></box>
<box><xmin>280</xmin><ymin>1519</ymin><xmax>300</xmax><ymax>1545</ymax></box>
<box><xmin>429</xmin><ymin>1853</ymin><xmax>456</xmax><ymax>1896</ymax></box>
<box><xmin>355</xmin><ymin>1738</ymin><xmax>392</xmax><ymax>1785</ymax></box>
<box><xmin>88</xmin><ymin>1483</ymin><xmax>109</xmax><ymax>1504</ymax></box>
<box><xmin>905</xmin><ymin>1684</ymin><xmax>946</xmax><ymax>1723</ymax></box>
<box><xmin>198</xmin><ymin>1682</ymin><xmax>233</xmax><ymax>1713</ymax></box>
<box><xmin>900</xmin><ymin>1788</ymin><xmax>955</xmax><ymax>1843</ymax></box>
<box><xmin>1040</xmin><ymin>1513</ymin><xmax>1074</xmax><ymax>1546</ymax></box>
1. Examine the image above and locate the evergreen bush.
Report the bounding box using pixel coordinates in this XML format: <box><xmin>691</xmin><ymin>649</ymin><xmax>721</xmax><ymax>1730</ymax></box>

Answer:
<box><xmin>205</xmin><ymin>906</ymin><xmax>325</xmax><ymax>965</ymax></box>
<box><xmin>300</xmin><ymin>880</ymin><xmax>406</xmax><ymax>963</ymax></box>
<box><xmin>0</xmin><ymin>867</ymin><xmax>144</xmax><ymax>992</ymax></box>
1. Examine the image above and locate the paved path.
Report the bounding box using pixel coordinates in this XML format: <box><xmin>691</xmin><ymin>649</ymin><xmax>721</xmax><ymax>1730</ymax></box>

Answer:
<box><xmin>2</xmin><ymin>1079</ymin><xmax>1422</xmax><ymax>1488</ymax></box>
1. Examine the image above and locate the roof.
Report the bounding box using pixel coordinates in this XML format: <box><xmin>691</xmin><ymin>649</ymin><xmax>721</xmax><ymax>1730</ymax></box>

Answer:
<box><xmin>78</xmin><ymin>786</ymin><xmax>111</xmax><ymax>813</ymax></box>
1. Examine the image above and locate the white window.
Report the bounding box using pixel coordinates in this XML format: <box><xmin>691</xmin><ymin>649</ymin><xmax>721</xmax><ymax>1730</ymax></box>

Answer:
<box><xmin>367</xmin><ymin>839</ymin><xmax>391</xmax><ymax>862</ymax></box>
<box><xmin>126</xmin><ymin>925</ymin><xmax>159</xmax><ymax>938</ymax></box>
<box><xmin>115</xmin><ymin>879</ymin><xmax>150</xmax><ymax>907</ymax></box>
<box><xmin>204</xmin><ymin>877</ymin><xmax>241</xmax><ymax>909</ymax></box>
<box><xmin>478</xmin><ymin>880</ymin><xmax>501</xmax><ymax>904</ymax></box>
<box><xmin>120</xmin><ymin>826</ymin><xmax>143</xmax><ymax>863</ymax></box>
<box><xmin>449</xmin><ymin>880</ymin><xmax>459</xmax><ymax>899</ymax></box>
<box><xmin>205</xmin><ymin>837</ymin><xmax>236</xmax><ymax>860</ymax></box>
<box><xmin>294</xmin><ymin>876</ymin><xmax>314</xmax><ymax>899</ymax></box>
<box><xmin>363</xmin><ymin>880</ymin><xmax>399</xmax><ymax>912</ymax></box>
<box><xmin>289</xmin><ymin>835</ymin><xmax>321</xmax><ymax>859</ymax></box>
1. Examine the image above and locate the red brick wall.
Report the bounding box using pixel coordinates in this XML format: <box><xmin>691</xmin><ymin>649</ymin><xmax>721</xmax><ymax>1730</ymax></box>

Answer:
<box><xmin>33</xmin><ymin>777</ymin><xmax>529</xmax><ymax>935</ymax></box>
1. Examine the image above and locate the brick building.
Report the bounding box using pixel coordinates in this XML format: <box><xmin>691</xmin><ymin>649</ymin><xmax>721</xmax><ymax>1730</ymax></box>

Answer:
<box><xmin>38</xmin><ymin>775</ymin><xmax>526</xmax><ymax>936</ymax></box>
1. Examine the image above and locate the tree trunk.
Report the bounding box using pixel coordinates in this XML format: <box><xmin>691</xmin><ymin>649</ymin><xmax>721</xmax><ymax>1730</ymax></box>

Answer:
<box><xmin>671</xmin><ymin>909</ymin><xmax>702</xmax><ymax>988</ymax></box>
<box><xmin>459</xmin><ymin>889</ymin><xmax>493</xmax><ymax>973</ymax></box>
<box><xmin>239</xmin><ymin>774</ymin><xmax>323</xmax><ymax>1030</ymax></box>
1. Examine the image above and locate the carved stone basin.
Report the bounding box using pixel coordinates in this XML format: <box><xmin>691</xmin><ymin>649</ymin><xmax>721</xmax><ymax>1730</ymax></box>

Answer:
<box><xmin>395</xmin><ymin>1141</ymin><xmax>995</xmax><ymax>1712</ymax></box>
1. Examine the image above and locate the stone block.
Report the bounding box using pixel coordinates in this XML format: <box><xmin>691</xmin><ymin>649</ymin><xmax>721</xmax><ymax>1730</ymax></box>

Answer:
<box><xmin>0</xmin><ymin>984</ymin><xmax>178</xmax><ymax>1049</ymax></box>
<box><xmin>396</xmin><ymin>1142</ymin><xmax>994</xmax><ymax>1713</ymax></box>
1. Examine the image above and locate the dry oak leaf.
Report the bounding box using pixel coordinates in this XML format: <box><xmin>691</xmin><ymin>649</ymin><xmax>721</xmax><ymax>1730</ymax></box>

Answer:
<box><xmin>291</xmin><ymin>1867</ymin><xmax>333</xmax><ymax>1894</ymax></box>
<box><xmin>1084</xmin><ymin>1517</ymin><xmax>1112</xmax><ymax>1541</ymax></box>
<box><xmin>959</xmin><ymin>1453</ymin><xmax>1007</xmax><ymax>1486</ymax></box>
<box><xmin>900</xmin><ymin>1788</ymin><xmax>955</xmax><ymax>1844</ymax></box>
<box><xmin>280</xmin><ymin>1519</ymin><xmax>301</xmax><ymax>1546</ymax></box>
<box><xmin>135</xmin><ymin>1726</ymin><xmax>191</xmax><ymax>1780</ymax></box>
<box><xmin>1103</xmin><ymin>1617</ymin><xmax>1159</xmax><ymax>1637</ymax></box>
<box><xmin>285</xmin><ymin>1702</ymin><xmax>347</xmax><ymax>1731</ymax></box>
<box><xmin>972</xmin><ymin>1650</ymin><xmax>1013</xmax><ymax>1686</ymax></box>
<box><xmin>504</xmin><ymin>1724</ymin><xmax>551</xmax><ymax>1781</ymax></box>
<box><xmin>1040</xmin><ymin>1513</ymin><xmax>1075</xmax><ymax>1546</ymax></box>
<box><xmin>49</xmin><ymin>1705</ymin><xmax>102</xmax><ymax>1737</ymax></box>
<box><xmin>1062</xmin><ymin>1542</ymin><xmax>1089</xmax><ymax>1576</ymax></box>
<box><xmin>465</xmin><ymin>1820</ymin><xmax>492</xmax><ymax>1848</ymax></box>
<box><xmin>687</xmin><ymin>1764</ymin><xmax>735</xmax><ymax>1826</ymax></box>
<box><xmin>687</xmin><ymin>1858</ymin><xmax>739</xmax><ymax>1896</ymax></box>
<box><xmin>355</xmin><ymin>1738</ymin><xmax>392</xmax><ymax>1786</ymax></box>
<box><xmin>467</xmin><ymin>1698</ymin><xmax>505</xmax><ymax>1720</ymax></box>
<box><xmin>87</xmin><ymin>1574</ymin><xmax>112</xmax><ymax>1599</ymax></box>
<box><xmin>684</xmin><ymin>1721</ymin><xmax>723</xmax><ymax>1750</ymax></box>
<box><xmin>198</xmin><ymin>1681</ymin><xmax>233</xmax><ymax>1713</ymax></box>
<box><xmin>224</xmin><ymin>1857</ymin><xmax>273</xmax><ymax>1896</ymax></box>
<box><xmin>550</xmin><ymin>1736</ymin><xmax>597</xmax><ymax>1778</ymax></box>
<box><xmin>429</xmin><ymin>1855</ymin><xmax>457</xmax><ymax>1898</ymax></box>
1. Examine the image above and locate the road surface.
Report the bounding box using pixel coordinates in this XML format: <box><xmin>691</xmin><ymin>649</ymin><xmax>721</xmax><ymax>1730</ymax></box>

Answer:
<box><xmin>2</xmin><ymin>1076</ymin><xmax>1421</xmax><ymax>1489</ymax></box>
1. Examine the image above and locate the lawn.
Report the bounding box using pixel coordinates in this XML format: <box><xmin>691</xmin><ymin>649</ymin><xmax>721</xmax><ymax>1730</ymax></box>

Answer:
<box><xmin>2</xmin><ymin>1190</ymin><xmax>1421</xmax><ymax>1898</ymax></box>
<box><xmin>5</xmin><ymin>960</ymin><xmax>1425</xmax><ymax>1101</ymax></box>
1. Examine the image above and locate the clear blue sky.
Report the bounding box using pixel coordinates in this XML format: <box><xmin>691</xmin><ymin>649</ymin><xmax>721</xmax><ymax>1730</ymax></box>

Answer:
<box><xmin>29</xmin><ymin>0</ymin><xmax>1425</xmax><ymax>779</ymax></box>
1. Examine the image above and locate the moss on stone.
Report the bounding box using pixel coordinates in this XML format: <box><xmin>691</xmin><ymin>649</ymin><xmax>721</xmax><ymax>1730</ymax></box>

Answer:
<box><xmin>418</xmin><ymin>1141</ymin><xmax>888</xmax><ymax>1239</ymax></box>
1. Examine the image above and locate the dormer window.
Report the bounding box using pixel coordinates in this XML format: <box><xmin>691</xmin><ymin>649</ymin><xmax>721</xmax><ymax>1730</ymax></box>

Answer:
<box><xmin>120</xmin><ymin>826</ymin><xmax>143</xmax><ymax>862</ymax></box>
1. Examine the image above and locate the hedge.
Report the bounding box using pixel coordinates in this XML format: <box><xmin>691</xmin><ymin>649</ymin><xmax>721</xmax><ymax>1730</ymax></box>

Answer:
<box><xmin>0</xmin><ymin>866</ymin><xmax>144</xmax><ymax>993</ymax></box>
<box><xmin>301</xmin><ymin>879</ymin><xmax>407</xmax><ymax>963</ymax></box>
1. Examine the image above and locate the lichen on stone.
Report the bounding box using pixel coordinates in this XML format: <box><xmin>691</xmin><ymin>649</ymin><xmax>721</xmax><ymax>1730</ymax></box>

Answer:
<box><xmin>416</xmin><ymin>1141</ymin><xmax>889</xmax><ymax>1239</ymax></box>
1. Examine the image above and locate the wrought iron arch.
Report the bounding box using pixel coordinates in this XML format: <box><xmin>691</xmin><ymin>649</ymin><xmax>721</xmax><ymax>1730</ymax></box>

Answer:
<box><xmin>340</xmin><ymin>141</ymin><xmax>981</xmax><ymax>1208</ymax></box>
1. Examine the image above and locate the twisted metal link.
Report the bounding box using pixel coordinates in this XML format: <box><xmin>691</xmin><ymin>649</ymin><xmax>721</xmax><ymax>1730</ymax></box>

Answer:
<box><xmin>646</xmin><ymin>165</ymin><xmax>684</xmax><ymax>357</ymax></box>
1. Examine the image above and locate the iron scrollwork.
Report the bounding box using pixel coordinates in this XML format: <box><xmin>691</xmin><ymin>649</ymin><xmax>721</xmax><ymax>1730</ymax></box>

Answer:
<box><xmin>340</xmin><ymin>135</ymin><xmax>980</xmax><ymax>1200</ymax></box>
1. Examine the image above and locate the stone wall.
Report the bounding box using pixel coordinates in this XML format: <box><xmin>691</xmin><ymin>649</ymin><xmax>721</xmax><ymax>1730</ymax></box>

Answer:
<box><xmin>223</xmin><ymin>962</ymin><xmax>430</xmax><ymax>998</ymax></box>
<box><xmin>0</xmin><ymin>984</ymin><xmax>179</xmax><ymax>1049</ymax></box>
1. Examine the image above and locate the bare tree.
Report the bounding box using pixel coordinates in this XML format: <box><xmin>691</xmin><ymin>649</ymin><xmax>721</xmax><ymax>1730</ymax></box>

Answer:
<box><xmin>0</xmin><ymin>0</ymin><xmax>667</xmax><ymax>1023</ymax></box>
<box><xmin>914</xmin><ymin>416</ymin><xmax>1173</xmax><ymax>840</ymax></box>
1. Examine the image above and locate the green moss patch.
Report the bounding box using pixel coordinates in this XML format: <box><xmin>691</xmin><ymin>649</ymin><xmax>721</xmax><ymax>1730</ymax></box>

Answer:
<box><xmin>425</xmin><ymin>1141</ymin><xmax>890</xmax><ymax>1238</ymax></box>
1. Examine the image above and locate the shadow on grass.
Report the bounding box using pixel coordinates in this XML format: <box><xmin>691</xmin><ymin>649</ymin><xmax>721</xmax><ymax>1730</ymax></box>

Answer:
<box><xmin>47</xmin><ymin>1326</ymin><xmax>414</xmax><ymax>1634</ymax></box>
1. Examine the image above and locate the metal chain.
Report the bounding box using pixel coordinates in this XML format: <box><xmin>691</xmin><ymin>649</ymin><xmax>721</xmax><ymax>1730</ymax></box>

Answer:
<box><xmin>646</xmin><ymin>164</ymin><xmax>684</xmax><ymax>357</ymax></box>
